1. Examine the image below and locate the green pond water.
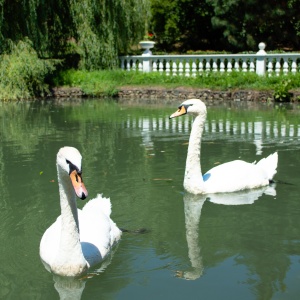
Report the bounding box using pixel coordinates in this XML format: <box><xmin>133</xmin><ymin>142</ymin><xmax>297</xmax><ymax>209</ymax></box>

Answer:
<box><xmin>0</xmin><ymin>99</ymin><xmax>300</xmax><ymax>300</ymax></box>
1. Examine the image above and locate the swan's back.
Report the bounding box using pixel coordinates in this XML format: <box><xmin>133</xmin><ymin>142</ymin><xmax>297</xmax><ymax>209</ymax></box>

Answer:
<box><xmin>203</xmin><ymin>153</ymin><xmax>278</xmax><ymax>193</ymax></box>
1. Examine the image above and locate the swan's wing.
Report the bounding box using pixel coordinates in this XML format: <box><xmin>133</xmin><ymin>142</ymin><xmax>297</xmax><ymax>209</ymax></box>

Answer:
<box><xmin>79</xmin><ymin>194</ymin><xmax>122</xmax><ymax>266</ymax></box>
<box><xmin>203</xmin><ymin>160</ymin><xmax>270</xmax><ymax>193</ymax></box>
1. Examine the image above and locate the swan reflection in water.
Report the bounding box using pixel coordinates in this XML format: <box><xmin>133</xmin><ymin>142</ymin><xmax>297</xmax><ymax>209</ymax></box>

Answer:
<box><xmin>52</xmin><ymin>247</ymin><xmax>118</xmax><ymax>300</ymax></box>
<box><xmin>177</xmin><ymin>184</ymin><xmax>276</xmax><ymax>280</ymax></box>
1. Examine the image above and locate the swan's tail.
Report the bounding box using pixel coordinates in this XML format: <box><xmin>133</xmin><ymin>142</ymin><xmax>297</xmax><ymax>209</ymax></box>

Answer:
<box><xmin>256</xmin><ymin>152</ymin><xmax>278</xmax><ymax>180</ymax></box>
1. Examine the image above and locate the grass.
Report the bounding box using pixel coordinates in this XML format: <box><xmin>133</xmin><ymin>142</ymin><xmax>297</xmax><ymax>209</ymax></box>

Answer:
<box><xmin>53</xmin><ymin>69</ymin><xmax>300</xmax><ymax>98</ymax></box>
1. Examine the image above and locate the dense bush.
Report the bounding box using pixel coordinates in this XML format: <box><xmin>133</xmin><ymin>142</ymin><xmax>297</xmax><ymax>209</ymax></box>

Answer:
<box><xmin>0</xmin><ymin>39</ymin><xmax>58</xmax><ymax>100</ymax></box>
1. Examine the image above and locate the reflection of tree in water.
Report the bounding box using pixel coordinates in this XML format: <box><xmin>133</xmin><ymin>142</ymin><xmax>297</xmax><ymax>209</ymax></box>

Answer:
<box><xmin>232</xmin><ymin>193</ymin><xmax>290</xmax><ymax>300</ymax></box>
<box><xmin>236</xmin><ymin>251</ymin><xmax>289</xmax><ymax>300</ymax></box>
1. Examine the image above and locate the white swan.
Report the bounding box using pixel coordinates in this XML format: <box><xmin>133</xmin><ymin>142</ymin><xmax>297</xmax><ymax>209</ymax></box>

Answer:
<box><xmin>40</xmin><ymin>147</ymin><xmax>122</xmax><ymax>277</ymax></box>
<box><xmin>170</xmin><ymin>99</ymin><xmax>278</xmax><ymax>194</ymax></box>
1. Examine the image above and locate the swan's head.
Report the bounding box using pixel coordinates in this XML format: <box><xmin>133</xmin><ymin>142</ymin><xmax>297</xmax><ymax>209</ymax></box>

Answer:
<box><xmin>57</xmin><ymin>147</ymin><xmax>88</xmax><ymax>200</ymax></box>
<box><xmin>169</xmin><ymin>99</ymin><xmax>207</xmax><ymax>118</ymax></box>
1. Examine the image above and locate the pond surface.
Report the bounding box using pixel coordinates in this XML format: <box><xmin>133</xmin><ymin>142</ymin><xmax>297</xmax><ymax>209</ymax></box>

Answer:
<box><xmin>0</xmin><ymin>98</ymin><xmax>300</xmax><ymax>300</ymax></box>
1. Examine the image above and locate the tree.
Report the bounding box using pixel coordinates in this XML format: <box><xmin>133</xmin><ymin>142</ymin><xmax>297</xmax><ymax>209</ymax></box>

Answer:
<box><xmin>150</xmin><ymin>0</ymin><xmax>220</xmax><ymax>52</ymax></box>
<box><xmin>0</xmin><ymin>0</ymin><xmax>150</xmax><ymax>69</ymax></box>
<box><xmin>208</xmin><ymin>0</ymin><xmax>300</xmax><ymax>50</ymax></box>
<box><xmin>150</xmin><ymin>0</ymin><xmax>300</xmax><ymax>52</ymax></box>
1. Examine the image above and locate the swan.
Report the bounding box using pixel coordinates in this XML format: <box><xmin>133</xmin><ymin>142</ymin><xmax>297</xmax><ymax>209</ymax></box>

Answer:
<box><xmin>169</xmin><ymin>99</ymin><xmax>278</xmax><ymax>194</ymax></box>
<box><xmin>40</xmin><ymin>146</ymin><xmax>122</xmax><ymax>277</ymax></box>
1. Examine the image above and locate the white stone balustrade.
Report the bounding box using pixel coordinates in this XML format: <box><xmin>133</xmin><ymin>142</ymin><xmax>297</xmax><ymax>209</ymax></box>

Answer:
<box><xmin>119</xmin><ymin>43</ymin><xmax>300</xmax><ymax>76</ymax></box>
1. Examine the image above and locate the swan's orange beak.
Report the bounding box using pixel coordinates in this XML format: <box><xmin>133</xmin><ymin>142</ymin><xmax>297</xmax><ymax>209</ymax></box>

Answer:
<box><xmin>70</xmin><ymin>170</ymin><xmax>88</xmax><ymax>200</ymax></box>
<box><xmin>169</xmin><ymin>105</ymin><xmax>187</xmax><ymax>119</ymax></box>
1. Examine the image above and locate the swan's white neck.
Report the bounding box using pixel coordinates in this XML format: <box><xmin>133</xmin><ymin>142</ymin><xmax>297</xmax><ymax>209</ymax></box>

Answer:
<box><xmin>51</xmin><ymin>165</ymin><xmax>88</xmax><ymax>276</ymax></box>
<box><xmin>184</xmin><ymin>114</ymin><xmax>206</xmax><ymax>194</ymax></box>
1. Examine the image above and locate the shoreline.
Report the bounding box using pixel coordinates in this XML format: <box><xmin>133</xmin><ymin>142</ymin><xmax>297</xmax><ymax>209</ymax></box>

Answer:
<box><xmin>50</xmin><ymin>86</ymin><xmax>300</xmax><ymax>103</ymax></box>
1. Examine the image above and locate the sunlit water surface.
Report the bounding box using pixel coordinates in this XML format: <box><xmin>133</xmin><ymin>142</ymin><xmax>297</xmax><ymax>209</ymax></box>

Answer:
<box><xmin>0</xmin><ymin>99</ymin><xmax>300</xmax><ymax>300</ymax></box>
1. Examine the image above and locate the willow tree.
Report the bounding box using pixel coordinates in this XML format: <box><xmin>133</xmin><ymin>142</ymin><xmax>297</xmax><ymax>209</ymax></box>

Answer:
<box><xmin>0</xmin><ymin>0</ymin><xmax>150</xmax><ymax>69</ymax></box>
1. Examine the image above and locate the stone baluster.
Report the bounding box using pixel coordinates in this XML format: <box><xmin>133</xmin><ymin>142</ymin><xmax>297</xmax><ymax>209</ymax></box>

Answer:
<box><xmin>242</xmin><ymin>61</ymin><xmax>247</xmax><ymax>72</ymax></box>
<box><xmin>185</xmin><ymin>61</ymin><xmax>190</xmax><ymax>76</ymax></box>
<box><xmin>249</xmin><ymin>59</ymin><xmax>255</xmax><ymax>72</ymax></box>
<box><xmin>213</xmin><ymin>60</ymin><xmax>218</xmax><ymax>72</ymax></box>
<box><xmin>126</xmin><ymin>60</ymin><xmax>131</xmax><ymax>71</ymax></box>
<box><xmin>220</xmin><ymin>59</ymin><xmax>225</xmax><ymax>73</ymax></box>
<box><xmin>267</xmin><ymin>61</ymin><xmax>273</xmax><ymax>76</ymax></box>
<box><xmin>132</xmin><ymin>59</ymin><xmax>137</xmax><ymax>71</ymax></box>
<box><xmin>199</xmin><ymin>61</ymin><xmax>203</xmax><ymax>74</ymax></box>
<box><xmin>166</xmin><ymin>60</ymin><xmax>171</xmax><ymax>76</ymax></box>
<box><xmin>227</xmin><ymin>60</ymin><xmax>232</xmax><ymax>73</ymax></box>
<box><xmin>179</xmin><ymin>61</ymin><xmax>184</xmax><ymax>76</ymax></box>
<box><xmin>291</xmin><ymin>59</ymin><xmax>297</xmax><ymax>74</ymax></box>
<box><xmin>234</xmin><ymin>60</ymin><xmax>240</xmax><ymax>71</ymax></box>
<box><xmin>192</xmin><ymin>61</ymin><xmax>197</xmax><ymax>77</ymax></box>
<box><xmin>205</xmin><ymin>60</ymin><xmax>210</xmax><ymax>72</ymax></box>
<box><xmin>172</xmin><ymin>61</ymin><xmax>177</xmax><ymax>75</ymax></box>
<box><xmin>159</xmin><ymin>61</ymin><xmax>164</xmax><ymax>74</ymax></box>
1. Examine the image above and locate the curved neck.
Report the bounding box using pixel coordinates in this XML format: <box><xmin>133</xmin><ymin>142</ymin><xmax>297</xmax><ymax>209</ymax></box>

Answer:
<box><xmin>52</xmin><ymin>166</ymin><xmax>87</xmax><ymax>276</ymax></box>
<box><xmin>184</xmin><ymin>115</ymin><xmax>205</xmax><ymax>194</ymax></box>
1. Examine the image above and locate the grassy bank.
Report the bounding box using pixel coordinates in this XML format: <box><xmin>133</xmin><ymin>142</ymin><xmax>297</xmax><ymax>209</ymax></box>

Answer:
<box><xmin>0</xmin><ymin>39</ymin><xmax>299</xmax><ymax>101</ymax></box>
<box><xmin>53</xmin><ymin>69</ymin><xmax>300</xmax><ymax>100</ymax></box>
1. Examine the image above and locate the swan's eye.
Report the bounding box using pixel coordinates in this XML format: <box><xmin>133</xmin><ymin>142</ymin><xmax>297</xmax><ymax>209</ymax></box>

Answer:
<box><xmin>66</xmin><ymin>159</ymin><xmax>80</xmax><ymax>175</ymax></box>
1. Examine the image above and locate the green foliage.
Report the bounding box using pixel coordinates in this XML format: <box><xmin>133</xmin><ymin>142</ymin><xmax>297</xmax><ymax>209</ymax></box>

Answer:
<box><xmin>68</xmin><ymin>0</ymin><xmax>150</xmax><ymax>69</ymax></box>
<box><xmin>208</xmin><ymin>0</ymin><xmax>300</xmax><ymax>50</ymax></box>
<box><xmin>273</xmin><ymin>79</ymin><xmax>293</xmax><ymax>102</ymax></box>
<box><xmin>0</xmin><ymin>0</ymin><xmax>150</xmax><ymax>70</ymax></box>
<box><xmin>150</xmin><ymin>0</ymin><xmax>216</xmax><ymax>52</ymax></box>
<box><xmin>150</xmin><ymin>0</ymin><xmax>300</xmax><ymax>52</ymax></box>
<box><xmin>0</xmin><ymin>39</ymin><xmax>58</xmax><ymax>100</ymax></box>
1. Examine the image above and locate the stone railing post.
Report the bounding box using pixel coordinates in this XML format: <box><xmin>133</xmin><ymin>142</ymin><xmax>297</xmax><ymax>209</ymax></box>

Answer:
<box><xmin>142</xmin><ymin>56</ymin><xmax>152</xmax><ymax>72</ymax></box>
<box><xmin>139</xmin><ymin>41</ymin><xmax>155</xmax><ymax>72</ymax></box>
<box><xmin>256</xmin><ymin>42</ymin><xmax>267</xmax><ymax>76</ymax></box>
